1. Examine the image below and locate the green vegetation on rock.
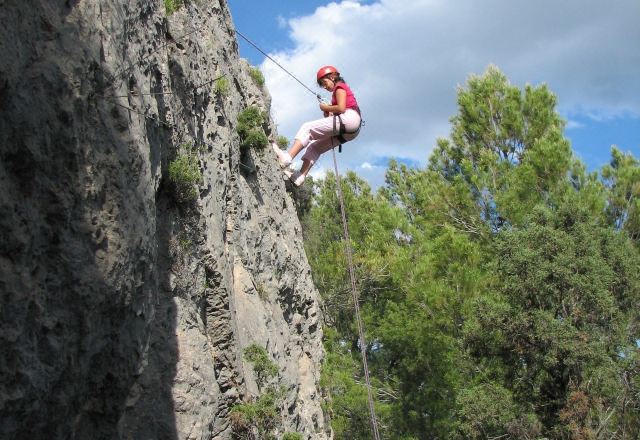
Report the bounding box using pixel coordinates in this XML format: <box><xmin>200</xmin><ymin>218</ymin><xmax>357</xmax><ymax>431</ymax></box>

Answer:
<box><xmin>237</xmin><ymin>106</ymin><xmax>268</xmax><ymax>150</ymax></box>
<box><xmin>168</xmin><ymin>144</ymin><xmax>202</xmax><ymax>205</ymax></box>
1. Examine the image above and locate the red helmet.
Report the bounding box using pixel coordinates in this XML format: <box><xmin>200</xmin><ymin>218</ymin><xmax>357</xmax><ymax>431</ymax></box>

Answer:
<box><xmin>316</xmin><ymin>65</ymin><xmax>339</xmax><ymax>84</ymax></box>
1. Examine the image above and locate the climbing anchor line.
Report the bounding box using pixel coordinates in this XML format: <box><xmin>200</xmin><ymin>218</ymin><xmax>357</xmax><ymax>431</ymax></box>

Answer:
<box><xmin>103</xmin><ymin>74</ymin><xmax>227</xmax><ymax>99</ymax></box>
<box><xmin>235</xmin><ymin>30</ymin><xmax>322</xmax><ymax>102</ymax></box>
<box><xmin>71</xmin><ymin>21</ymin><xmax>259</xmax><ymax>175</ymax></box>
<box><xmin>100</xmin><ymin>87</ymin><xmax>254</xmax><ymax>173</ymax></box>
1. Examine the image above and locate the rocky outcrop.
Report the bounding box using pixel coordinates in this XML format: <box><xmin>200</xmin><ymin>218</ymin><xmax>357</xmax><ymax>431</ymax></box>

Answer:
<box><xmin>0</xmin><ymin>1</ymin><xmax>328</xmax><ymax>439</ymax></box>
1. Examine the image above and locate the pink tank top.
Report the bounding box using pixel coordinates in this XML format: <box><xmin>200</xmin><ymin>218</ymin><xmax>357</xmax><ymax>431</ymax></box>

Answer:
<box><xmin>332</xmin><ymin>82</ymin><xmax>359</xmax><ymax>112</ymax></box>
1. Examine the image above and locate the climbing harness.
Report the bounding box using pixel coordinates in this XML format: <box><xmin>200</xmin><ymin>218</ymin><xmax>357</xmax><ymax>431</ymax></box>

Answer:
<box><xmin>333</xmin><ymin>108</ymin><xmax>362</xmax><ymax>153</ymax></box>
<box><xmin>238</xmin><ymin>31</ymin><xmax>380</xmax><ymax>439</ymax></box>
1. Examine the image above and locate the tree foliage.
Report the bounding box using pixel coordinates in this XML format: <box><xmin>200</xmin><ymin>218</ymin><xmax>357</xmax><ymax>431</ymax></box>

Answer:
<box><xmin>462</xmin><ymin>202</ymin><xmax>640</xmax><ymax>438</ymax></box>
<box><xmin>302</xmin><ymin>66</ymin><xmax>640</xmax><ymax>439</ymax></box>
<box><xmin>602</xmin><ymin>147</ymin><xmax>640</xmax><ymax>241</ymax></box>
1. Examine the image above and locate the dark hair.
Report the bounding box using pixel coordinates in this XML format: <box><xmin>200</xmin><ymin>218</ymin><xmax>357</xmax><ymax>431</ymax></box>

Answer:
<box><xmin>318</xmin><ymin>73</ymin><xmax>346</xmax><ymax>86</ymax></box>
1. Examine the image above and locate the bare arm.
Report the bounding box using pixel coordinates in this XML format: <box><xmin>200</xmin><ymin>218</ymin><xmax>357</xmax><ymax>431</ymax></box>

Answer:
<box><xmin>320</xmin><ymin>88</ymin><xmax>347</xmax><ymax>115</ymax></box>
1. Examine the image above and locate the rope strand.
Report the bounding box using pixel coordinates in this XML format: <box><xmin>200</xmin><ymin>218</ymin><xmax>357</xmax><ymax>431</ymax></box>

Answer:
<box><xmin>331</xmin><ymin>148</ymin><xmax>382</xmax><ymax>440</ymax></box>
<box><xmin>235</xmin><ymin>30</ymin><xmax>322</xmax><ymax>101</ymax></box>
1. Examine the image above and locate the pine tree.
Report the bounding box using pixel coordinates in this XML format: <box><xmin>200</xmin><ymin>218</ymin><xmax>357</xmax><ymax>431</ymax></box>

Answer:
<box><xmin>304</xmin><ymin>66</ymin><xmax>640</xmax><ymax>439</ymax></box>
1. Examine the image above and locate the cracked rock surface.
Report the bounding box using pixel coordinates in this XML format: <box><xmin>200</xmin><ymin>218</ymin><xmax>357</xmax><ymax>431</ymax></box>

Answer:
<box><xmin>0</xmin><ymin>1</ymin><xmax>329</xmax><ymax>439</ymax></box>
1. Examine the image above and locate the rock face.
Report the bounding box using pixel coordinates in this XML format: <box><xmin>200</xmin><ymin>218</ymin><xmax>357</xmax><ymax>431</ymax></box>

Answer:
<box><xmin>0</xmin><ymin>1</ymin><xmax>329</xmax><ymax>439</ymax></box>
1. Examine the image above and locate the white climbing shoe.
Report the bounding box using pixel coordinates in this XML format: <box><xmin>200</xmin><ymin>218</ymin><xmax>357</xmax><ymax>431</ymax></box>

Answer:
<box><xmin>282</xmin><ymin>167</ymin><xmax>305</xmax><ymax>186</ymax></box>
<box><xmin>272</xmin><ymin>143</ymin><xmax>292</xmax><ymax>168</ymax></box>
<box><xmin>289</xmin><ymin>170</ymin><xmax>305</xmax><ymax>187</ymax></box>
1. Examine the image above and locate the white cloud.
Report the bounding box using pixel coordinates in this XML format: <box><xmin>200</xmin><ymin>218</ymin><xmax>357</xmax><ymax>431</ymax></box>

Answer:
<box><xmin>565</xmin><ymin>120</ymin><xmax>584</xmax><ymax>130</ymax></box>
<box><xmin>262</xmin><ymin>0</ymin><xmax>640</xmax><ymax>190</ymax></box>
<box><xmin>309</xmin><ymin>164</ymin><xmax>329</xmax><ymax>181</ymax></box>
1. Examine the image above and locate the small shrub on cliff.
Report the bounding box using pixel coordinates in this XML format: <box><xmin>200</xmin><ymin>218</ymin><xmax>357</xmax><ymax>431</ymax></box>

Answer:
<box><xmin>168</xmin><ymin>144</ymin><xmax>202</xmax><ymax>204</ymax></box>
<box><xmin>214</xmin><ymin>76</ymin><xmax>230</xmax><ymax>97</ymax></box>
<box><xmin>244</xmin><ymin>344</ymin><xmax>278</xmax><ymax>390</ymax></box>
<box><xmin>164</xmin><ymin>0</ymin><xmax>183</xmax><ymax>14</ymax></box>
<box><xmin>237</xmin><ymin>106</ymin><xmax>268</xmax><ymax>150</ymax></box>
<box><xmin>249</xmin><ymin>67</ymin><xmax>265</xmax><ymax>87</ymax></box>
<box><xmin>243</xmin><ymin>130</ymin><xmax>269</xmax><ymax>150</ymax></box>
<box><xmin>256</xmin><ymin>284</ymin><xmax>268</xmax><ymax>301</ymax></box>
<box><xmin>231</xmin><ymin>345</ymin><xmax>289</xmax><ymax>439</ymax></box>
<box><xmin>237</xmin><ymin>106</ymin><xmax>265</xmax><ymax>131</ymax></box>
<box><xmin>282</xmin><ymin>433</ymin><xmax>303</xmax><ymax>440</ymax></box>
<box><xmin>230</xmin><ymin>390</ymin><xmax>281</xmax><ymax>439</ymax></box>
<box><xmin>276</xmin><ymin>135</ymin><xmax>289</xmax><ymax>149</ymax></box>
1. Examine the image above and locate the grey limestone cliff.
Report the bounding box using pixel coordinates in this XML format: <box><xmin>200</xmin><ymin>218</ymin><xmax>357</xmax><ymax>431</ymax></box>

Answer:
<box><xmin>0</xmin><ymin>1</ymin><xmax>329</xmax><ymax>439</ymax></box>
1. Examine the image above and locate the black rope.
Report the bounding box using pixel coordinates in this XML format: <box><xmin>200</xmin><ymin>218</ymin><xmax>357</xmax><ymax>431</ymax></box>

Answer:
<box><xmin>103</xmin><ymin>74</ymin><xmax>227</xmax><ymax>99</ymax></box>
<box><xmin>102</xmin><ymin>94</ymin><xmax>254</xmax><ymax>173</ymax></box>
<box><xmin>107</xmin><ymin>99</ymin><xmax>175</xmax><ymax>128</ymax></box>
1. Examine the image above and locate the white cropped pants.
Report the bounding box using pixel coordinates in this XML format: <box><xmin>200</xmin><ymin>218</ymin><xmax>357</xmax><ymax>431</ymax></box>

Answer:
<box><xmin>294</xmin><ymin>109</ymin><xmax>361</xmax><ymax>165</ymax></box>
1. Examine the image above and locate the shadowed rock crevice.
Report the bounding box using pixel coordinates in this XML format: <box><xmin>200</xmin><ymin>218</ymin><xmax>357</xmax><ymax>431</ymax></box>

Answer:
<box><xmin>117</xmin><ymin>185</ymin><xmax>179</xmax><ymax>440</ymax></box>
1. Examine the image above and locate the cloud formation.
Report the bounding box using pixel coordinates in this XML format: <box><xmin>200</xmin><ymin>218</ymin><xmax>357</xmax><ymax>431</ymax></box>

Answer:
<box><xmin>261</xmin><ymin>0</ymin><xmax>640</xmax><ymax>187</ymax></box>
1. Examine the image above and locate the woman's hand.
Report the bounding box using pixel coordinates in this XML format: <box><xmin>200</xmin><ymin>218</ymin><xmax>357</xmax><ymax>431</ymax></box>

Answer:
<box><xmin>320</xmin><ymin>101</ymin><xmax>331</xmax><ymax>117</ymax></box>
<box><xmin>319</xmin><ymin>88</ymin><xmax>347</xmax><ymax>115</ymax></box>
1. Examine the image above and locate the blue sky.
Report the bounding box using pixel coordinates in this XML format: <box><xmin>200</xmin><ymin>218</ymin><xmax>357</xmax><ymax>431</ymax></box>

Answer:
<box><xmin>228</xmin><ymin>1</ymin><xmax>337</xmax><ymax>57</ymax></box>
<box><xmin>227</xmin><ymin>0</ymin><xmax>639</xmax><ymax>188</ymax></box>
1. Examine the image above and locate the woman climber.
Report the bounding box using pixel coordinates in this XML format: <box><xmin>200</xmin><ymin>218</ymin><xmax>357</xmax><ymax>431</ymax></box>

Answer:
<box><xmin>272</xmin><ymin>65</ymin><xmax>361</xmax><ymax>186</ymax></box>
